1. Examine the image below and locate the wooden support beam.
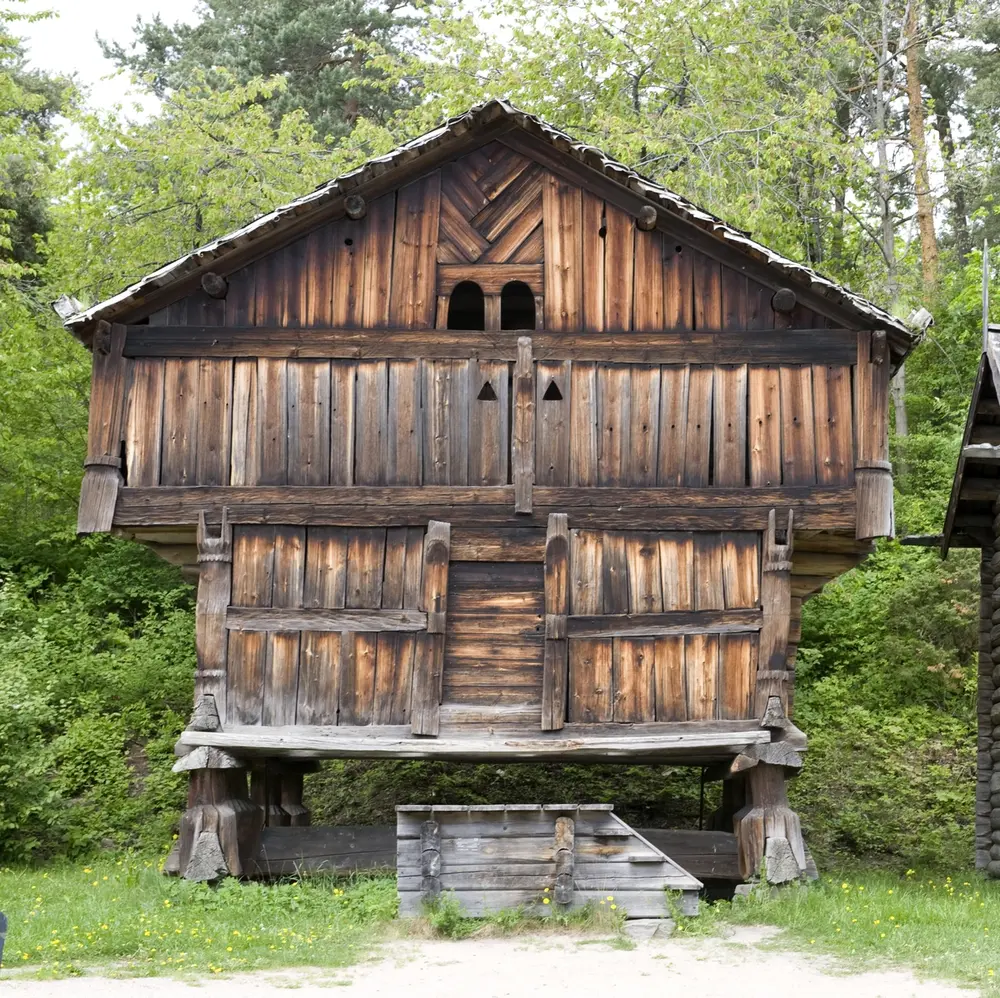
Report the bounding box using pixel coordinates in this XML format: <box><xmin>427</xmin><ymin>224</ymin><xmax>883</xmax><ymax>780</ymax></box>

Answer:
<box><xmin>568</xmin><ymin>608</ymin><xmax>762</xmax><ymax>638</ymax></box>
<box><xmin>78</xmin><ymin>322</ymin><xmax>128</xmax><ymax>533</ymax></box>
<box><xmin>411</xmin><ymin>521</ymin><xmax>450</xmax><ymax>737</ymax></box>
<box><xmin>755</xmin><ymin>509</ymin><xmax>793</xmax><ymax>714</ymax></box>
<box><xmin>733</xmin><ymin>762</ymin><xmax>807</xmax><ymax>883</ymax></box>
<box><xmin>542</xmin><ymin>513</ymin><xmax>569</xmax><ymax>731</ymax></box>
<box><xmin>225</xmin><ymin>607</ymin><xmax>427</xmax><ymax>632</ymax></box>
<box><xmin>963</xmin><ymin>444</ymin><xmax>1000</xmax><ymax>463</ymax></box>
<box><xmin>122</xmin><ymin>325</ymin><xmax>859</xmax><ymax>365</ymax></box>
<box><xmin>195</xmin><ymin>509</ymin><xmax>232</xmax><ymax>722</ymax></box>
<box><xmin>513</xmin><ymin>336</ymin><xmax>535</xmax><ymax>513</ymax></box>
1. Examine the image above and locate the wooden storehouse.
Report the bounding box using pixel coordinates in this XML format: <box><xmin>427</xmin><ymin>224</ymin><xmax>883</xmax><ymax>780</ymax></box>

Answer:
<box><xmin>941</xmin><ymin>323</ymin><xmax>1000</xmax><ymax>877</ymax></box>
<box><xmin>64</xmin><ymin>101</ymin><xmax>914</xmax><ymax>889</ymax></box>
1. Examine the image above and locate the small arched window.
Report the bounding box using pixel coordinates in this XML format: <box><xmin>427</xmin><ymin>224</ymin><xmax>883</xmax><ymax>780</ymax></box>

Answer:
<box><xmin>447</xmin><ymin>281</ymin><xmax>485</xmax><ymax>330</ymax></box>
<box><xmin>500</xmin><ymin>281</ymin><xmax>535</xmax><ymax>330</ymax></box>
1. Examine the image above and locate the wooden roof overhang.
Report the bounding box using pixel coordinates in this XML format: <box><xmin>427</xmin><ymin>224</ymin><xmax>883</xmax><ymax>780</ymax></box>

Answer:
<box><xmin>942</xmin><ymin>327</ymin><xmax>1000</xmax><ymax>553</ymax></box>
<box><xmin>63</xmin><ymin>100</ymin><xmax>916</xmax><ymax>365</ymax></box>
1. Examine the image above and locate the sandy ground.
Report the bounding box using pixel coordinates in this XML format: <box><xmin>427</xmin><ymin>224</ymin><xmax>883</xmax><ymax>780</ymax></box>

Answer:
<box><xmin>0</xmin><ymin>927</ymin><xmax>972</xmax><ymax>997</ymax></box>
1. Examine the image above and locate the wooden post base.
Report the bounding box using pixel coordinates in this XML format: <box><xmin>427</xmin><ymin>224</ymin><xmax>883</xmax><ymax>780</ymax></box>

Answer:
<box><xmin>173</xmin><ymin>761</ymin><xmax>262</xmax><ymax>882</ymax></box>
<box><xmin>733</xmin><ymin>763</ymin><xmax>806</xmax><ymax>883</ymax></box>
<box><xmin>250</xmin><ymin>762</ymin><xmax>314</xmax><ymax>829</ymax></box>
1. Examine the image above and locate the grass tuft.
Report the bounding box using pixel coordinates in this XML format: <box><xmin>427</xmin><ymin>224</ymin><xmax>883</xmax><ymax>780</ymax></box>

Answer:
<box><xmin>0</xmin><ymin>853</ymin><xmax>396</xmax><ymax>978</ymax></box>
<box><xmin>718</xmin><ymin>869</ymin><xmax>1000</xmax><ymax>995</ymax></box>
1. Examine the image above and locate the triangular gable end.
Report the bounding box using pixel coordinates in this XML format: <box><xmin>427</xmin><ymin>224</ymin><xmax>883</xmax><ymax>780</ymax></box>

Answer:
<box><xmin>63</xmin><ymin>101</ymin><xmax>914</xmax><ymax>357</ymax></box>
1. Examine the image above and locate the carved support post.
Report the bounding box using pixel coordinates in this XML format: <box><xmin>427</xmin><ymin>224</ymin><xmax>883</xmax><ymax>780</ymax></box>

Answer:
<box><xmin>420</xmin><ymin>820</ymin><xmax>442</xmax><ymax>900</ymax></box>
<box><xmin>513</xmin><ymin>336</ymin><xmax>535</xmax><ymax>513</ymax></box>
<box><xmin>553</xmin><ymin>816</ymin><xmax>575</xmax><ymax>906</ymax></box>
<box><xmin>250</xmin><ymin>765</ymin><xmax>291</xmax><ymax>828</ymax></box>
<box><xmin>169</xmin><ymin>697</ymin><xmax>262</xmax><ymax>881</ymax></box>
<box><xmin>196</xmin><ymin>509</ymin><xmax>232</xmax><ymax>723</ymax></box>
<box><xmin>78</xmin><ymin>321</ymin><xmax>128</xmax><ymax>534</ymax></box>
<box><xmin>542</xmin><ymin>513</ymin><xmax>569</xmax><ymax>731</ymax></box>
<box><xmin>411</xmin><ymin>521</ymin><xmax>450</xmax><ymax>737</ymax></box>
<box><xmin>754</xmin><ymin>509</ymin><xmax>794</xmax><ymax>715</ymax></box>
<box><xmin>855</xmin><ymin>330</ymin><xmax>894</xmax><ymax>540</ymax></box>
<box><xmin>733</xmin><ymin>762</ymin><xmax>807</xmax><ymax>883</ymax></box>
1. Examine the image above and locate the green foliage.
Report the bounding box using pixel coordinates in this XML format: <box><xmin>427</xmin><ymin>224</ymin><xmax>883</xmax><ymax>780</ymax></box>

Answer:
<box><xmin>0</xmin><ymin>857</ymin><xmax>396</xmax><ymax>976</ymax></box>
<box><xmin>722</xmin><ymin>871</ymin><xmax>1000</xmax><ymax>995</ymax></box>
<box><xmin>100</xmin><ymin>0</ymin><xmax>418</xmax><ymax>143</ymax></box>
<box><xmin>0</xmin><ymin>537</ymin><xmax>195</xmax><ymax>861</ymax></box>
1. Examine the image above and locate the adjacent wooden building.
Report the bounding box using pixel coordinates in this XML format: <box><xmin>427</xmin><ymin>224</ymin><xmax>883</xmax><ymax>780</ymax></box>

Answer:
<box><xmin>941</xmin><ymin>323</ymin><xmax>1000</xmax><ymax>877</ymax></box>
<box><xmin>65</xmin><ymin>101</ymin><xmax>914</xmax><ymax>888</ymax></box>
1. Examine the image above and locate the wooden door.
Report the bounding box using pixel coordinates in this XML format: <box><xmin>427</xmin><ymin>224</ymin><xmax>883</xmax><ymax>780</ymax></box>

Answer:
<box><xmin>441</xmin><ymin>562</ymin><xmax>546</xmax><ymax>722</ymax></box>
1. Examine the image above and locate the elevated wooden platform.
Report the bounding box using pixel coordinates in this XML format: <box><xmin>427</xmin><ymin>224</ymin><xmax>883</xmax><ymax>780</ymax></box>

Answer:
<box><xmin>177</xmin><ymin>720</ymin><xmax>773</xmax><ymax>763</ymax></box>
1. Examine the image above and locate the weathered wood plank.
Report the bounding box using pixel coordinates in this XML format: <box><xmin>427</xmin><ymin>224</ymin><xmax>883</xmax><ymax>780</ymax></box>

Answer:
<box><xmin>657</xmin><ymin>366</ymin><xmax>689</xmax><ymax>486</ymax></box>
<box><xmin>161</xmin><ymin>359</ymin><xmax>199</xmax><ymax>486</ymax></box>
<box><xmin>779</xmin><ymin>366</ymin><xmax>817</xmax><ymax>486</ymax></box>
<box><xmin>570</xmin><ymin>529</ymin><xmax>604</xmax><ymax>615</ymax></box>
<box><xmin>297</xmin><ymin>631</ymin><xmax>340</xmax><ymax>726</ymax></box>
<box><xmin>567</xmin><ymin>608</ymin><xmax>762</xmax><ymax>638</ymax></box>
<box><xmin>194</xmin><ymin>361</ymin><xmax>232</xmax><ymax>485</ymax></box>
<box><xmin>287</xmin><ymin>361</ymin><xmax>331</xmax><ymax>486</ymax></box>
<box><xmin>389</xmin><ymin>172</ymin><xmax>441</xmax><ymax>329</ymax></box>
<box><xmin>423</xmin><ymin>360</ymin><xmax>471</xmax><ymax>485</ymax></box>
<box><xmin>411</xmin><ymin>521</ymin><xmax>450</xmax><ymax>736</ymax></box>
<box><xmin>628</xmin><ymin>367</ymin><xmax>660</xmax><ymax>486</ymax></box>
<box><xmin>354</xmin><ymin>361</ymin><xmax>389</xmax><ymax>486</ymax></box>
<box><xmin>339</xmin><ymin>633</ymin><xmax>377</xmax><ymax>725</ymax></box>
<box><xmin>450</xmin><ymin>527</ymin><xmax>544</xmax><ymax>562</ymax></box>
<box><xmin>469</xmin><ymin>360</ymin><xmax>510</xmax><ymax>486</ymax></box>
<box><xmin>658</xmin><ymin>533</ymin><xmax>694</xmax><ymax>611</ymax></box>
<box><xmin>543</xmin><ymin>173</ymin><xmax>583</xmax><ymax>330</ymax></box>
<box><xmin>748</xmin><ymin>367</ymin><xmax>782</xmax><ymax>487</ymax></box>
<box><xmin>230</xmin><ymin>359</ymin><xmax>259</xmax><ymax>486</ymax></box>
<box><xmin>683</xmin><ymin>367</ymin><xmax>714</xmax><ymax>487</ymax></box>
<box><xmin>124</xmin><ymin>358</ymin><xmax>164</xmax><ymax>487</ymax></box>
<box><xmin>536</xmin><ymin>361</ymin><xmax>571</xmax><ymax>486</ymax></box>
<box><xmin>613</xmin><ymin>638</ymin><xmax>655</xmax><ymax>722</ymax></box>
<box><xmin>713</xmin><ymin>365</ymin><xmax>747</xmax><ymax>487</ymax></box>
<box><xmin>693</xmin><ymin>252</ymin><xmax>722</xmax><ymax>328</ymax></box>
<box><xmin>373</xmin><ymin>633</ymin><xmax>416</xmax><ymax>725</ymax></box>
<box><xmin>693</xmin><ymin>533</ymin><xmax>725</xmax><ymax>610</ymax></box>
<box><xmin>329</xmin><ymin>361</ymin><xmax>356</xmax><ymax>487</ymax></box>
<box><xmin>718</xmin><ymin>632</ymin><xmax>755</xmax><ymax>719</ymax></box>
<box><xmin>625</xmin><ymin>533</ymin><xmax>663</xmax><ymax>614</ymax></box>
<box><xmin>663</xmin><ymin>244</ymin><xmax>694</xmax><ymax>329</ymax></box>
<box><xmin>601</xmin><ymin>531</ymin><xmax>629</xmax><ymax>614</ymax></box>
<box><xmin>257</xmin><ymin>358</ymin><xmax>289</xmax><ymax>486</ymax></box>
<box><xmin>633</xmin><ymin>229</ymin><xmax>664</xmax><ymax>331</ymax></box>
<box><xmin>227</xmin><ymin>607</ymin><xmax>427</xmax><ymax>631</ymax></box>
<box><xmin>685</xmin><ymin>633</ymin><xmax>719</xmax><ymax>720</ymax></box>
<box><xmin>581</xmin><ymin>193</ymin><xmax>605</xmax><ymax>331</ymax></box>
<box><xmin>568</xmin><ymin>638</ymin><xmax>613</xmax><ymax>722</ymax></box>
<box><xmin>812</xmin><ymin>364</ymin><xmax>854</xmax><ymax>485</ymax></box>
<box><xmin>303</xmin><ymin>527</ymin><xmax>348</xmax><ymax>608</ymax></box>
<box><xmin>569</xmin><ymin>362</ymin><xmax>598</xmax><ymax>486</ymax></box>
<box><xmin>361</xmin><ymin>193</ymin><xmax>396</xmax><ymax>328</ymax></box>
<box><xmin>597</xmin><ymin>365</ymin><xmax>631</xmax><ymax>486</ymax></box>
<box><xmin>387</xmin><ymin>360</ymin><xmax>422</xmax><ymax>485</ymax></box>
<box><xmin>653</xmin><ymin>635</ymin><xmax>686</xmax><ymax>721</ymax></box>
<box><xmin>228</xmin><ymin>527</ymin><xmax>273</xmax><ymax>724</ymax></box>
<box><xmin>346</xmin><ymin>528</ymin><xmax>387</xmax><ymax>609</ymax></box>
<box><xmin>513</xmin><ymin>337</ymin><xmax>535</xmax><ymax>512</ymax></box>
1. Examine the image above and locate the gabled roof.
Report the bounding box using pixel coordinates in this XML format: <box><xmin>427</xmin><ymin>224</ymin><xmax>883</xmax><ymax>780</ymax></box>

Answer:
<box><xmin>942</xmin><ymin>327</ymin><xmax>1000</xmax><ymax>553</ymax></box>
<box><xmin>63</xmin><ymin>99</ymin><xmax>914</xmax><ymax>354</ymax></box>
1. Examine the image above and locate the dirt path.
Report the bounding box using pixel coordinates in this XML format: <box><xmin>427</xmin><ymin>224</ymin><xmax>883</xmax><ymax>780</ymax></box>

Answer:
<box><xmin>0</xmin><ymin>927</ymin><xmax>972</xmax><ymax>997</ymax></box>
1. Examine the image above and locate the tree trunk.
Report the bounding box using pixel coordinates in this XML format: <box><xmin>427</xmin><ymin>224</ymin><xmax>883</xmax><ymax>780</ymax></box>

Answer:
<box><xmin>906</xmin><ymin>1</ymin><xmax>939</xmax><ymax>288</ymax></box>
<box><xmin>932</xmin><ymin>98</ymin><xmax>972</xmax><ymax>262</ymax></box>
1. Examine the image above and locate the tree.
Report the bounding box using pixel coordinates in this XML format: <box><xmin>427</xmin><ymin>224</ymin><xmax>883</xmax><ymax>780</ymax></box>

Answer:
<box><xmin>100</xmin><ymin>0</ymin><xmax>419</xmax><ymax>143</ymax></box>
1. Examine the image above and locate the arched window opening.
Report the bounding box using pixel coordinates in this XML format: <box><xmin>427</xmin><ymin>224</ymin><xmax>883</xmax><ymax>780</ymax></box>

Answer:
<box><xmin>447</xmin><ymin>280</ymin><xmax>485</xmax><ymax>330</ymax></box>
<box><xmin>500</xmin><ymin>281</ymin><xmax>535</xmax><ymax>330</ymax></box>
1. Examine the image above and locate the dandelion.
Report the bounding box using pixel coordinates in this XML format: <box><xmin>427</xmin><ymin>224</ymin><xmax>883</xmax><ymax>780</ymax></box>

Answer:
<box><xmin>610</xmin><ymin>904</ymin><xmax>617</xmax><ymax>911</ymax></box>
<box><xmin>542</xmin><ymin>898</ymin><xmax>551</xmax><ymax>905</ymax></box>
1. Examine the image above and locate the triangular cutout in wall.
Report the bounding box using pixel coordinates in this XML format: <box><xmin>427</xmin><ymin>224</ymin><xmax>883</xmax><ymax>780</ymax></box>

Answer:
<box><xmin>543</xmin><ymin>380</ymin><xmax>563</xmax><ymax>401</ymax></box>
<box><xmin>477</xmin><ymin>381</ymin><xmax>498</xmax><ymax>401</ymax></box>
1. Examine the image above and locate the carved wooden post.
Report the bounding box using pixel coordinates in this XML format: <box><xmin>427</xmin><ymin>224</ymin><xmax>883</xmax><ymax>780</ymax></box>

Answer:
<box><xmin>78</xmin><ymin>321</ymin><xmax>128</xmax><ymax>534</ymax></box>
<box><xmin>277</xmin><ymin>764</ymin><xmax>312</xmax><ymax>827</ymax></box>
<box><xmin>170</xmin><ymin>696</ymin><xmax>262</xmax><ymax>881</ymax></box>
<box><xmin>420</xmin><ymin>819</ymin><xmax>442</xmax><ymax>900</ymax></box>
<box><xmin>513</xmin><ymin>336</ymin><xmax>535</xmax><ymax>513</ymax></box>
<box><xmin>196</xmin><ymin>508</ymin><xmax>232</xmax><ymax>723</ymax></box>
<box><xmin>553</xmin><ymin>815</ymin><xmax>575</xmax><ymax>906</ymax></box>
<box><xmin>411</xmin><ymin>521</ymin><xmax>450</xmax><ymax>736</ymax></box>
<box><xmin>754</xmin><ymin>509</ymin><xmax>794</xmax><ymax>715</ymax></box>
<box><xmin>855</xmin><ymin>330</ymin><xmax>894</xmax><ymax>540</ymax></box>
<box><xmin>250</xmin><ymin>765</ymin><xmax>291</xmax><ymax>828</ymax></box>
<box><xmin>733</xmin><ymin>762</ymin><xmax>807</xmax><ymax>883</ymax></box>
<box><xmin>542</xmin><ymin>513</ymin><xmax>570</xmax><ymax>731</ymax></box>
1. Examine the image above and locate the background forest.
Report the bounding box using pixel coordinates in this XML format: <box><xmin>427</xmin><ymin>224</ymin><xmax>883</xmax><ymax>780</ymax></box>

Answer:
<box><xmin>0</xmin><ymin>0</ymin><xmax>997</xmax><ymax>870</ymax></box>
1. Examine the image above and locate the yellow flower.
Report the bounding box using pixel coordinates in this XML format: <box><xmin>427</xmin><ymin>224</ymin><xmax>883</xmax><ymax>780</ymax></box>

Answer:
<box><xmin>607</xmin><ymin>895</ymin><xmax>614</xmax><ymax>901</ymax></box>
<box><xmin>542</xmin><ymin>898</ymin><xmax>551</xmax><ymax>905</ymax></box>
<box><xmin>83</xmin><ymin>868</ymin><xmax>92</xmax><ymax>874</ymax></box>
<box><xmin>543</xmin><ymin>887</ymin><xmax>550</xmax><ymax>893</ymax></box>
<box><xmin>610</xmin><ymin>904</ymin><xmax>617</xmax><ymax>910</ymax></box>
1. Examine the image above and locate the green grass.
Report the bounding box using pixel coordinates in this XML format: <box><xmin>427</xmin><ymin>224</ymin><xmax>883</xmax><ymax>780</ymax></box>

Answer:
<box><xmin>718</xmin><ymin>870</ymin><xmax>1000</xmax><ymax>995</ymax></box>
<box><xmin>0</xmin><ymin>853</ymin><xmax>397</xmax><ymax>978</ymax></box>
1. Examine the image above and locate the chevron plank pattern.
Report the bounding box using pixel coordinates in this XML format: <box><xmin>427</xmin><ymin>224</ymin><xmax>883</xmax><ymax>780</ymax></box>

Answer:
<box><xmin>438</xmin><ymin>143</ymin><xmax>545</xmax><ymax>265</ymax></box>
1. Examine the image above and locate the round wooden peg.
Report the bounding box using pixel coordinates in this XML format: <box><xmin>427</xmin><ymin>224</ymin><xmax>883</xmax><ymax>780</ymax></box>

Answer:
<box><xmin>771</xmin><ymin>287</ymin><xmax>797</xmax><ymax>313</ymax></box>
<box><xmin>201</xmin><ymin>271</ymin><xmax>229</xmax><ymax>300</ymax></box>
<box><xmin>345</xmin><ymin>194</ymin><xmax>367</xmax><ymax>220</ymax></box>
<box><xmin>636</xmin><ymin>205</ymin><xmax>658</xmax><ymax>231</ymax></box>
